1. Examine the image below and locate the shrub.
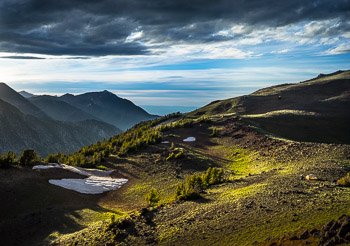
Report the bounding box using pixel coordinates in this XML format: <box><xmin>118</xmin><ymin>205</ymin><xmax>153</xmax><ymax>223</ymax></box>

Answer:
<box><xmin>174</xmin><ymin>176</ymin><xmax>202</xmax><ymax>200</ymax></box>
<box><xmin>0</xmin><ymin>151</ymin><xmax>16</xmax><ymax>168</ymax></box>
<box><xmin>197</xmin><ymin>116</ymin><xmax>212</xmax><ymax>123</ymax></box>
<box><xmin>338</xmin><ymin>173</ymin><xmax>350</xmax><ymax>187</ymax></box>
<box><xmin>166</xmin><ymin>148</ymin><xmax>184</xmax><ymax>161</ymax></box>
<box><xmin>175</xmin><ymin>183</ymin><xmax>185</xmax><ymax>200</ymax></box>
<box><xmin>145</xmin><ymin>188</ymin><xmax>160</xmax><ymax>207</ymax></box>
<box><xmin>210</xmin><ymin>127</ymin><xmax>218</xmax><ymax>137</ymax></box>
<box><xmin>96</xmin><ymin>165</ymin><xmax>108</xmax><ymax>170</ymax></box>
<box><xmin>105</xmin><ymin>215</ymin><xmax>118</xmax><ymax>232</ymax></box>
<box><xmin>46</xmin><ymin>153</ymin><xmax>59</xmax><ymax>163</ymax></box>
<box><xmin>174</xmin><ymin>167</ymin><xmax>224</xmax><ymax>201</ymax></box>
<box><xmin>92</xmin><ymin>152</ymin><xmax>104</xmax><ymax>165</ymax></box>
<box><xmin>159</xmin><ymin>124</ymin><xmax>171</xmax><ymax>132</ymax></box>
<box><xmin>175</xmin><ymin>151</ymin><xmax>183</xmax><ymax>159</ymax></box>
<box><xmin>166</xmin><ymin>152</ymin><xmax>175</xmax><ymax>161</ymax></box>
<box><xmin>19</xmin><ymin>149</ymin><xmax>38</xmax><ymax>166</ymax></box>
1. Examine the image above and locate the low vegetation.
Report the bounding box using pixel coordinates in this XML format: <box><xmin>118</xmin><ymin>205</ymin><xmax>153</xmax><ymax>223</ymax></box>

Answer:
<box><xmin>0</xmin><ymin>149</ymin><xmax>40</xmax><ymax>168</ymax></box>
<box><xmin>19</xmin><ymin>149</ymin><xmax>38</xmax><ymax>166</ymax></box>
<box><xmin>145</xmin><ymin>188</ymin><xmax>161</xmax><ymax>207</ymax></box>
<box><xmin>174</xmin><ymin>167</ymin><xmax>224</xmax><ymax>201</ymax></box>
<box><xmin>45</xmin><ymin>113</ymin><xmax>183</xmax><ymax>168</ymax></box>
<box><xmin>0</xmin><ymin>151</ymin><xmax>16</xmax><ymax>168</ymax></box>
<box><xmin>338</xmin><ymin>173</ymin><xmax>350</xmax><ymax>187</ymax></box>
<box><xmin>166</xmin><ymin>148</ymin><xmax>184</xmax><ymax>161</ymax></box>
<box><xmin>210</xmin><ymin>127</ymin><xmax>218</xmax><ymax>137</ymax></box>
<box><xmin>159</xmin><ymin>115</ymin><xmax>212</xmax><ymax>132</ymax></box>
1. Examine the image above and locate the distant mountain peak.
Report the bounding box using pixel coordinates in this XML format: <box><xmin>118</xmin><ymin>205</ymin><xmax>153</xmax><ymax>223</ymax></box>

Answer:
<box><xmin>0</xmin><ymin>82</ymin><xmax>11</xmax><ymax>88</ymax></box>
<box><xmin>58</xmin><ymin>90</ymin><xmax>156</xmax><ymax>130</ymax></box>
<box><xmin>62</xmin><ymin>93</ymin><xmax>75</xmax><ymax>98</ymax></box>
<box><xmin>18</xmin><ymin>91</ymin><xmax>35</xmax><ymax>98</ymax></box>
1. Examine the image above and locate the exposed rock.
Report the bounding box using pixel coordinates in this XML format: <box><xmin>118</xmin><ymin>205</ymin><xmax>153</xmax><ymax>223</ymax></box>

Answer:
<box><xmin>318</xmin><ymin>215</ymin><xmax>350</xmax><ymax>245</ymax></box>
<box><xmin>290</xmin><ymin>235</ymin><xmax>299</xmax><ymax>240</ymax></box>
<box><xmin>300</xmin><ymin>230</ymin><xmax>310</xmax><ymax>239</ymax></box>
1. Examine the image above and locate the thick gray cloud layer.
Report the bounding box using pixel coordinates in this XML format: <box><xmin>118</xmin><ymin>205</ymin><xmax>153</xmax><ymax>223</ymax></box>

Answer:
<box><xmin>0</xmin><ymin>0</ymin><xmax>349</xmax><ymax>56</ymax></box>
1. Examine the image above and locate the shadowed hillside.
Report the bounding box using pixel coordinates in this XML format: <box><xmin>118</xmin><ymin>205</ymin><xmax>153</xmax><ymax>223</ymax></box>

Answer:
<box><xmin>0</xmin><ymin>83</ymin><xmax>48</xmax><ymax>119</ymax></box>
<box><xmin>59</xmin><ymin>90</ymin><xmax>157</xmax><ymax>130</ymax></box>
<box><xmin>191</xmin><ymin>70</ymin><xmax>350</xmax><ymax>144</ymax></box>
<box><xmin>29</xmin><ymin>95</ymin><xmax>101</xmax><ymax>122</ymax></box>
<box><xmin>0</xmin><ymin>99</ymin><xmax>119</xmax><ymax>156</ymax></box>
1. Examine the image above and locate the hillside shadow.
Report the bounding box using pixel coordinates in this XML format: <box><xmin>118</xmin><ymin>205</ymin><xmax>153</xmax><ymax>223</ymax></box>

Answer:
<box><xmin>0</xmin><ymin>201</ymin><xmax>119</xmax><ymax>246</ymax></box>
<box><xmin>0</xmin><ymin>167</ymin><xmax>125</xmax><ymax>246</ymax></box>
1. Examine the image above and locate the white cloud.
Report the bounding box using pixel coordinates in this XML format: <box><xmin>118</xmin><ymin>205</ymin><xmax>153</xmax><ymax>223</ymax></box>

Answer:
<box><xmin>324</xmin><ymin>44</ymin><xmax>350</xmax><ymax>55</ymax></box>
<box><xmin>271</xmin><ymin>49</ymin><xmax>289</xmax><ymax>54</ymax></box>
<box><xmin>342</xmin><ymin>32</ymin><xmax>350</xmax><ymax>38</ymax></box>
<box><xmin>320</xmin><ymin>37</ymin><xmax>339</xmax><ymax>45</ymax></box>
<box><xmin>125</xmin><ymin>30</ymin><xmax>143</xmax><ymax>43</ymax></box>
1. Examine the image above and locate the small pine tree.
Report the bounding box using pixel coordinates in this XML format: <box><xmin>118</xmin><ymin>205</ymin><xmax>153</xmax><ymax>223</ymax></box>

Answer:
<box><xmin>145</xmin><ymin>188</ymin><xmax>160</xmax><ymax>207</ymax></box>
<box><xmin>217</xmin><ymin>168</ymin><xmax>224</xmax><ymax>183</ymax></box>
<box><xmin>203</xmin><ymin>167</ymin><xmax>212</xmax><ymax>187</ymax></box>
<box><xmin>175</xmin><ymin>151</ymin><xmax>183</xmax><ymax>159</ymax></box>
<box><xmin>46</xmin><ymin>153</ymin><xmax>59</xmax><ymax>163</ymax></box>
<box><xmin>0</xmin><ymin>151</ymin><xmax>16</xmax><ymax>168</ymax></box>
<box><xmin>166</xmin><ymin>152</ymin><xmax>175</xmax><ymax>161</ymax></box>
<box><xmin>338</xmin><ymin>173</ymin><xmax>350</xmax><ymax>187</ymax></box>
<box><xmin>175</xmin><ymin>183</ymin><xmax>185</xmax><ymax>200</ymax></box>
<box><xmin>19</xmin><ymin>149</ymin><xmax>37</xmax><ymax>166</ymax></box>
<box><xmin>211</xmin><ymin>127</ymin><xmax>218</xmax><ymax>137</ymax></box>
<box><xmin>6</xmin><ymin>151</ymin><xmax>16</xmax><ymax>166</ymax></box>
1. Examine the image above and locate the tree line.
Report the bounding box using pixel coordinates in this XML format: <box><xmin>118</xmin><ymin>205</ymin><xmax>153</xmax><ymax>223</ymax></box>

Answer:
<box><xmin>0</xmin><ymin>149</ymin><xmax>39</xmax><ymax>168</ymax></box>
<box><xmin>1</xmin><ymin>112</ymin><xmax>183</xmax><ymax>169</ymax></box>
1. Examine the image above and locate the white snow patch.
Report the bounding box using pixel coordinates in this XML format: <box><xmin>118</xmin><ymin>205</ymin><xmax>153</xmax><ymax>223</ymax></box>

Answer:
<box><xmin>60</xmin><ymin>164</ymin><xmax>113</xmax><ymax>177</ymax></box>
<box><xmin>49</xmin><ymin>177</ymin><xmax>128</xmax><ymax>194</ymax></box>
<box><xmin>32</xmin><ymin>163</ymin><xmax>128</xmax><ymax>194</ymax></box>
<box><xmin>32</xmin><ymin>163</ymin><xmax>61</xmax><ymax>169</ymax></box>
<box><xmin>183</xmin><ymin>137</ymin><xmax>196</xmax><ymax>142</ymax></box>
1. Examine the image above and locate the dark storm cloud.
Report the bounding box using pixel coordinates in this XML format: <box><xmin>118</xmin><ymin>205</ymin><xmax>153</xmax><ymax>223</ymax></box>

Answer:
<box><xmin>0</xmin><ymin>56</ymin><xmax>45</xmax><ymax>59</ymax></box>
<box><xmin>0</xmin><ymin>0</ymin><xmax>349</xmax><ymax>56</ymax></box>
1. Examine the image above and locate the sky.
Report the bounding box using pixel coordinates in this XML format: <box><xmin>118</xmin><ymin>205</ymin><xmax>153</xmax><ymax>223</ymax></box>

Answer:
<box><xmin>0</xmin><ymin>0</ymin><xmax>349</xmax><ymax>109</ymax></box>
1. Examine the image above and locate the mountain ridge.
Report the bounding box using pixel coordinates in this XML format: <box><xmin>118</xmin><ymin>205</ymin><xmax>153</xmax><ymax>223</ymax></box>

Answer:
<box><xmin>18</xmin><ymin>90</ymin><xmax>35</xmax><ymax>98</ymax></box>
<box><xmin>1</xmin><ymin>70</ymin><xmax>350</xmax><ymax>246</ymax></box>
<box><xmin>0</xmin><ymin>83</ymin><xmax>49</xmax><ymax>119</ymax></box>
<box><xmin>190</xmin><ymin>70</ymin><xmax>350</xmax><ymax>144</ymax></box>
<box><xmin>0</xmin><ymin>98</ymin><xmax>120</xmax><ymax>156</ymax></box>
<box><xmin>59</xmin><ymin>90</ymin><xmax>157</xmax><ymax>130</ymax></box>
<box><xmin>28</xmin><ymin>95</ymin><xmax>103</xmax><ymax>123</ymax></box>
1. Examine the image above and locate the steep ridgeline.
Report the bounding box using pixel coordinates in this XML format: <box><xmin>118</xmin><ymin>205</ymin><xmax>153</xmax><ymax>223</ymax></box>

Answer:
<box><xmin>0</xmin><ymin>83</ymin><xmax>48</xmax><ymax>119</ymax></box>
<box><xmin>191</xmin><ymin>70</ymin><xmax>350</xmax><ymax>144</ymax></box>
<box><xmin>59</xmin><ymin>90</ymin><xmax>157</xmax><ymax>130</ymax></box>
<box><xmin>0</xmin><ymin>98</ymin><xmax>119</xmax><ymax>157</ymax></box>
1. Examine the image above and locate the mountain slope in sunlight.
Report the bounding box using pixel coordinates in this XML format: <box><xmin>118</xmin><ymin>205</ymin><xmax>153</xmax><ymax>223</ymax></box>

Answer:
<box><xmin>190</xmin><ymin>70</ymin><xmax>350</xmax><ymax>144</ymax></box>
